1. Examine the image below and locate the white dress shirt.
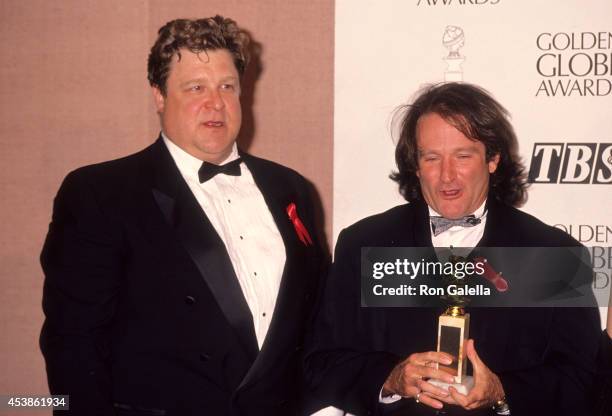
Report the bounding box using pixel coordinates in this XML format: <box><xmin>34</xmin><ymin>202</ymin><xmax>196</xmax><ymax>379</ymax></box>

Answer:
<box><xmin>162</xmin><ymin>134</ymin><xmax>286</xmax><ymax>349</ymax></box>
<box><xmin>430</xmin><ymin>201</ymin><xmax>488</xmax><ymax>249</ymax></box>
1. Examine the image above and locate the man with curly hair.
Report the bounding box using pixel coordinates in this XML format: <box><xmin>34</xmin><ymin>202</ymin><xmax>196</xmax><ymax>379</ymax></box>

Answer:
<box><xmin>40</xmin><ymin>16</ymin><xmax>324</xmax><ymax>415</ymax></box>
<box><xmin>306</xmin><ymin>83</ymin><xmax>601</xmax><ymax>416</ymax></box>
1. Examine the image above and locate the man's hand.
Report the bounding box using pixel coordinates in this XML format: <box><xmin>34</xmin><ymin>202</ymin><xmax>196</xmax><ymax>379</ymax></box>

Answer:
<box><xmin>443</xmin><ymin>339</ymin><xmax>505</xmax><ymax>410</ymax></box>
<box><xmin>382</xmin><ymin>351</ymin><xmax>456</xmax><ymax>410</ymax></box>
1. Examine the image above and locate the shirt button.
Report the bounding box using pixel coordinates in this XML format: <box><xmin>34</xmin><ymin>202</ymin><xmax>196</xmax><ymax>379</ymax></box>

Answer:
<box><xmin>185</xmin><ymin>296</ymin><xmax>196</xmax><ymax>305</ymax></box>
<box><xmin>240</xmin><ymin>235</ymin><xmax>244</xmax><ymax>240</ymax></box>
<box><xmin>253</xmin><ymin>272</ymin><xmax>257</xmax><ymax>276</ymax></box>
<box><xmin>262</xmin><ymin>312</ymin><xmax>266</xmax><ymax>317</ymax></box>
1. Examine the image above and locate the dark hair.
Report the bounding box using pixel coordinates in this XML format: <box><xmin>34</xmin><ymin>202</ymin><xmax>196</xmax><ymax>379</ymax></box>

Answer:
<box><xmin>390</xmin><ymin>82</ymin><xmax>528</xmax><ymax>207</ymax></box>
<box><xmin>147</xmin><ymin>16</ymin><xmax>250</xmax><ymax>95</ymax></box>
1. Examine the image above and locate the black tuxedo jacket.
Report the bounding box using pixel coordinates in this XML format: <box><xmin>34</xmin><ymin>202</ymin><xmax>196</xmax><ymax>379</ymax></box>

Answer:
<box><xmin>305</xmin><ymin>198</ymin><xmax>601</xmax><ymax>416</ymax></box>
<box><xmin>40</xmin><ymin>138</ymin><xmax>325</xmax><ymax>416</ymax></box>
<box><xmin>595</xmin><ymin>331</ymin><xmax>612</xmax><ymax>416</ymax></box>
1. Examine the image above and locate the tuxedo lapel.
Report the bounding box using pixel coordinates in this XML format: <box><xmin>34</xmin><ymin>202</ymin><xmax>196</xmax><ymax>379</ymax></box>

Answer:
<box><xmin>236</xmin><ymin>153</ymin><xmax>311</xmax><ymax>389</ymax></box>
<box><xmin>479</xmin><ymin>197</ymin><xmax>518</xmax><ymax>247</ymax></box>
<box><xmin>410</xmin><ymin>200</ymin><xmax>434</xmax><ymax>247</ymax></box>
<box><xmin>147</xmin><ymin>138</ymin><xmax>259</xmax><ymax>362</ymax></box>
<box><xmin>473</xmin><ymin>197</ymin><xmax>513</xmax><ymax>363</ymax></box>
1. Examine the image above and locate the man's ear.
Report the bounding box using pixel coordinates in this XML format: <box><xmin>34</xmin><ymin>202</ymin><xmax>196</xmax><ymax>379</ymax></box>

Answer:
<box><xmin>151</xmin><ymin>86</ymin><xmax>165</xmax><ymax>113</ymax></box>
<box><xmin>488</xmin><ymin>154</ymin><xmax>501</xmax><ymax>174</ymax></box>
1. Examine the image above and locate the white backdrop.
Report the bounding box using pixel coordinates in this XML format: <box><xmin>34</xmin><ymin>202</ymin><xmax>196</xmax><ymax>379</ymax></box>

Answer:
<box><xmin>318</xmin><ymin>3</ymin><xmax>610</xmax><ymax>413</ymax></box>
<box><xmin>333</xmin><ymin>0</ymin><xmax>611</xmax><ymax>322</ymax></box>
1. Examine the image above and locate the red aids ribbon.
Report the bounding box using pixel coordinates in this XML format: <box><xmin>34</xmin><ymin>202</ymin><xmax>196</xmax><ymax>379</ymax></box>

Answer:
<box><xmin>286</xmin><ymin>203</ymin><xmax>313</xmax><ymax>246</ymax></box>
<box><xmin>474</xmin><ymin>257</ymin><xmax>508</xmax><ymax>292</ymax></box>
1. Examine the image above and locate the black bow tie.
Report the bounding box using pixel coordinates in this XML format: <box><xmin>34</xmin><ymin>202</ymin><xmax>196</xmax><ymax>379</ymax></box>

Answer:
<box><xmin>198</xmin><ymin>158</ymin><xmax>242</xmax><ymax>183</ymax></box>
<box><xmin>430</xmin><ymin>215</ymin><xmax>481</xmax><ymax>236</ymax></box>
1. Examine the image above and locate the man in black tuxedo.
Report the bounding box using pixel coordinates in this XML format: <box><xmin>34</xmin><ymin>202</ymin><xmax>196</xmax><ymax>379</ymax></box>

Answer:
<box><xmin>305</xmin><ymin>83</ymin><xmax>601</xmax><ymax>416</ymax></box>
<box><xmin>40</xmin><ymin>16</ymin><xmax>324</xmax><ymax>416</ymax></box>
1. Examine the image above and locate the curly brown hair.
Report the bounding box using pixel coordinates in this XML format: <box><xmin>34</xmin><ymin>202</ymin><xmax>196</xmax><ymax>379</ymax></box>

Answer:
<box><xmin>147</xmin><ymin>16</ymin><xmax>250</xmax><ymax>95</ymax></box>
<box><xmin>390</xmin><ymin>82</ymin><xmax>529</xmax><ymax>207</ymax></box>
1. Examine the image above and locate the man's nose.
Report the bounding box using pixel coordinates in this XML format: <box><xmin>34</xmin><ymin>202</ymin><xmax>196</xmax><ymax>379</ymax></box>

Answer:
<box><xmin>205</xmin><ymin>90</ymin><xmax>224</xmax><ymax>111</ymax></box>
<box><xmin>440</xmin><ymin>158</ymin><xmax>456</xmax><ymax>182</ymax></box>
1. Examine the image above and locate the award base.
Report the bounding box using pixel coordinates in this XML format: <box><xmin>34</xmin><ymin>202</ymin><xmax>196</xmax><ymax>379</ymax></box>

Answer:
<box><xmin>429</xmin><ymin>375</ymin><xmax>474</xmax><ymax>395</ymax></box>
<box><xmin>444</xmin><ymin>56</ymin><xmax>465</xmax><ymax>82</ymax></box>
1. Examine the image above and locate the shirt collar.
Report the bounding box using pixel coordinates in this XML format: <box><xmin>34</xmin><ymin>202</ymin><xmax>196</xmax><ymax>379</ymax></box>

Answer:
<box><xmin>161</xmin><ymin>132</ymin><xmax>239</xmax><ymax>181</ymax></box>
<box><xmin>427</xmin><ymin>199</ymin><xmax>487</xmax><ymax>220</ymax></box>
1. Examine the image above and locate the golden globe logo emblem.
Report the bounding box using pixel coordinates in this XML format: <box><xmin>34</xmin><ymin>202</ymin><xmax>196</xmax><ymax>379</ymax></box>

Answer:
<box><xmin>443</xmin><ymin>26</ymin><xmax>465</xmax><ymax>81</ymax></box>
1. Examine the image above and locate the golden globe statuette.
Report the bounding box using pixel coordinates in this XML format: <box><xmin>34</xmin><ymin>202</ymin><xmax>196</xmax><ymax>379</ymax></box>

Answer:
<box><xmin>442</xmin><ymin>25</ymin><xmax>465</xmax><ymax>82</ymax></box>
<box><xmin>430</xmin><ymin>254</ymin><xmax>474</xmax><ymax>394</ymax></box>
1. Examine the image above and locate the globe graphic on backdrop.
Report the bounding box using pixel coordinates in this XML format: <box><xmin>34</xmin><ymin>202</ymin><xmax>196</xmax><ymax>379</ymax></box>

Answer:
<box><xmin>443</xmin><ymin>26</ymin><xmax>465</xmax><ymax>57</ymax></box>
